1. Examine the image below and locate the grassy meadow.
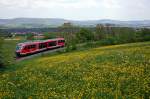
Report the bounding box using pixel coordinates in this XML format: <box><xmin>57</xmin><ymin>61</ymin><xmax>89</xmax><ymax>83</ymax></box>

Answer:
<box><xmin>0</xmin><ymin>41</ymin><xmax>150</xmax><ymax>98</ymax></box>
<box><xmin>1</xmin><ymin>40</ymin><xmax>19</xmax><ymax>66</ymax></box>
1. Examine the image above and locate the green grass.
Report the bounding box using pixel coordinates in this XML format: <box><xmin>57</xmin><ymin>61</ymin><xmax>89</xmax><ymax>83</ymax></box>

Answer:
<box><xmin>0</xmin><ymin>42</ymin><xmax>150</xmax><ymax>98</ymax></box>
<box><xmin>1</xmin><ymin>40</ymin><xmax>19</xmax><ymax>66</ymax></box>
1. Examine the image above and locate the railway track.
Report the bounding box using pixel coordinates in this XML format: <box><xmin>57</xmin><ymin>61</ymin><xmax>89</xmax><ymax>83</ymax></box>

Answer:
<box><xmin>16</xmin><ymin>47</ymin><xmax>65</xmax><ymax>62</ymax></box>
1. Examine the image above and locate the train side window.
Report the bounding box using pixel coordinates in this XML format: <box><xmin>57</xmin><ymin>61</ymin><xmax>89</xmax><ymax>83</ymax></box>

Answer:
<box><xmin>33</xmin><ymin>45</ymin><xmax>36</xmax><ymax>48</ymax></box>
<box><xmin>58</xmin><ymin>40</ymin><xmax>65</xmax><ymax>43</ymax></box>
<box><xmin>28</xmin><ymin>46</ymin><xmax>31</xmax><ymax>49</ymax></box>
<box><xmin>48</xmin><ymin>41</ymin><xmax>56</xmax><ymax>46</ymax></box>
<box><xmin>43</xmin><ymin>44</ymin><xmax>46</xmax><ymax>48</ymax></box>
<box><xmin>58</xmin><ymin>40</ymin><xmax>61</xmax><ymax>43</ymax></box>
<box><xmin>24</xmin><ymin>45</ymin><xmax>36</xmax><ymax>50</ymax></box>
<box><xmin>43</xmin><ymin>44</ymin><xmax>45</xmax><ymax>48</ymax></box>
<box><xmin>31</xmin><ymin>45</ymin><xmax>36</xmax><ymax>49</ymax></box>
<box><xmin>24</xmin><ymin>46</ymin><xmax>28</xmax><ymax>50</ymax></box>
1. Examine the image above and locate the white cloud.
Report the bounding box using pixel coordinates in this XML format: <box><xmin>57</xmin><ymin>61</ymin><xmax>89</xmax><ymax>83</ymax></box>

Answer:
<box><xmin>34</xmin><ymin>0</ymin><xmax>99</xmax><ymax>8</ymax></box>
<box><xmin>0</xmin><ymin>0</ymin><xmax>150</xmax><ymax>20</ymax></box>
<box><xmin>0</xmin><ymin>0</ymin><xmax>148</xmax><ymax>9</ymax></box>
<box><xmin>0</xmin><ymin>0</ymin><xmax>100</xmax><ymax>8</ymax></box>
<box><xmin>101</xmin><ymin>0</ymin><xmax>121</xmax><ymax>8</ymax></box>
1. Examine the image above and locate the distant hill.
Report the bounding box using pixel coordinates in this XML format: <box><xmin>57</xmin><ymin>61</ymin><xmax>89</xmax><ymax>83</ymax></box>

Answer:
<box><xmin>0</xmin><ymin>18</ymin><xmax>67</xmax><ymax>28</ymax></box>
<box><xmin>0</xmin><ymin>18</ymin><xmax>150</xmax><ymax>28</ymax></box>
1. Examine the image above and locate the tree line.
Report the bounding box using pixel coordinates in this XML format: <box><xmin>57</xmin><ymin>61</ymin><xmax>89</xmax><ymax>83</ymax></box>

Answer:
<box><xmin>40</xmin><ymin>26</ymin><xmax>150</xmax><ymax>51</ymax></box>
<box><xmin>0</xmin><ymin>26</ymin><xmax>150</xmax><ymax>68</ymax></box>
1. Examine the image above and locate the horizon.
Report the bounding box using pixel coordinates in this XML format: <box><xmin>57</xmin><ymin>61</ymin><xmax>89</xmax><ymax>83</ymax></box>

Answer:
<box><xmin>0</xmin><ymin>0</ymin><xmax>150</xmax><ymax>21</ymax></box>
<box><xmin>0</xmin><ymin>17</ymin><xmax>150</xmax><ymax>21</ymax></box>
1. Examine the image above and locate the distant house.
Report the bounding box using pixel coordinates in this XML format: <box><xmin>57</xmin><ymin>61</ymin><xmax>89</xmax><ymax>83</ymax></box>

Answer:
<box><xmin>34</xmin><ymin>34</ymin><xmax>45</xmax><ymax>39</ymax></box>
<box><xmin>62</xmin><ymin>22</ymin><xmax>73</xmax><ymax>27</ymax></box>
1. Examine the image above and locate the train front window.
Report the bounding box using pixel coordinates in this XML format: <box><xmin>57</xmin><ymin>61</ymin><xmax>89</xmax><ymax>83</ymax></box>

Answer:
<box><xmin>16</xmin><ymin>45</ymin><xmax>22</xmax><ymax>50</ymax></box>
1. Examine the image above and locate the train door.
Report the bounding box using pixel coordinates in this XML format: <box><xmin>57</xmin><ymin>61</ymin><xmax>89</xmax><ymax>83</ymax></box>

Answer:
<box><xmin>39</xmin><ymin>43</ymin><xmax>47</xmax><ymax>50</ymax></box>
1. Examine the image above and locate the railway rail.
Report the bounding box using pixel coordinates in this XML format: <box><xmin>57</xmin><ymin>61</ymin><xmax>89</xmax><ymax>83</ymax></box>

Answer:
<box><xmin>16</xmin><ymin>47</ymin><xmax>65</xmax><ymax>62</ymax></box>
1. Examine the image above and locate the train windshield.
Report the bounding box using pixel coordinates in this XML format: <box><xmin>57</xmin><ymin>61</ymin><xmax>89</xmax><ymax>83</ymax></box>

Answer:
<box><xmin>16</xmin><ymin>45</ymin><xmax>22</xmax><ymax>50</ymax></box>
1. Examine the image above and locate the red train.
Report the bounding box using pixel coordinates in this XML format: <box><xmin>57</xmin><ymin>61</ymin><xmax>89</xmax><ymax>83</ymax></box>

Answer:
<box><xmin>16</xmin><ymin>38</ymin><xmax>65</xmax><ymax>57</ymax></box>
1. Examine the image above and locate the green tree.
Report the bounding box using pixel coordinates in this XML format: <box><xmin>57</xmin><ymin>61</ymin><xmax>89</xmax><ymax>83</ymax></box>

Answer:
<box><xmin>43</xmin><ymin>33</ymin><xmax>56</xmax><ymax>39</ymax></box>
<box><xmin>76</xmin><ymin>28</ymin><xmax>94</xmax><ymax>43</ymax></box>
<box><xmin>26</xmin><ymin>33</ymin><xmax>34</xmax><ymax>40</ymax></box>
<box><xmin>95</xmin><ymin>24</ymin><xmax>106</xmax><ymax>40</ymax></box>
<box><xmin>115</xmin><ymin>27</ymin><xmax>136</xmax><ymax>43</ymax></box>
<box><xmin>140</xmin><ymin>28</ymin><xmax>150</xmax><ymax>41</ymax></box>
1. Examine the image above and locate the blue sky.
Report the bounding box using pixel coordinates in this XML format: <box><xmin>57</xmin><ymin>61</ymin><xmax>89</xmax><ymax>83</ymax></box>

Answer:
<box><xmin>0</xmin><ymin>0</ymin><xmax>150</xmax><ymax>20</ymax></box>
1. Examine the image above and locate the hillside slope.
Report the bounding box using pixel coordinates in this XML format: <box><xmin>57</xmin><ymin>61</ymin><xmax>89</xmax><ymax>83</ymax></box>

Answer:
<box><xmin>0</xmin><ymin>42</ymin><xmax>150</xmax><ymax>98</ymax></box>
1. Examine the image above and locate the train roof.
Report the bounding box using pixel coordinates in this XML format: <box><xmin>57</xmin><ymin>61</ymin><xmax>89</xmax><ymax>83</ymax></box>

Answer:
<box><xmin>17</xmin><ymin>38</ymin><xmax>64</xmax><ymax>46</ymax></box>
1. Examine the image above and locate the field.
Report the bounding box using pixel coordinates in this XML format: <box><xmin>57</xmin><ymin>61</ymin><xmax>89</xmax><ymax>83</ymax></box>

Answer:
<box><xmin>1</xmin><ymin>40</ymin><xmax>19</xmax><ymax>66</ymax></box>
<box><xmin>0</xmin><ymin>41</ymin><xmax>150</xmax><ymax>98</ymax></box>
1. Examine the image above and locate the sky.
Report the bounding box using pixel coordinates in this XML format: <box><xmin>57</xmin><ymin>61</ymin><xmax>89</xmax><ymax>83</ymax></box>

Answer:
<box><xmin>0</xmin><ymin>0</ymin><xmax>150</xmax><ymax>20</ymax></box>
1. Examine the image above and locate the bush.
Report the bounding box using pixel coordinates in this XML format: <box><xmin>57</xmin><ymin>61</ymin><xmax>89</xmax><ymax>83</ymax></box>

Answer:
<box><xmin>100</xmin><ymin>37</ymin><xmax>121</xmax><ymax>45</ymax></box>
<box><xmin>65</xmin><ymin>40</ymin><xmax>77</xmax><ymax>52</ymax></box>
